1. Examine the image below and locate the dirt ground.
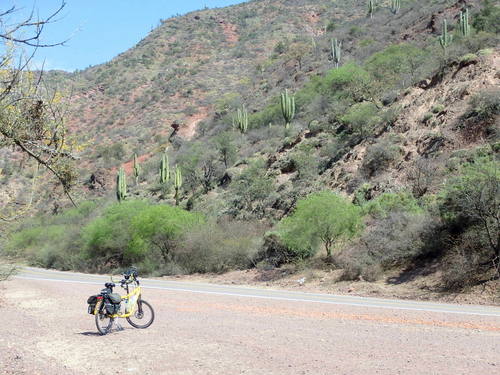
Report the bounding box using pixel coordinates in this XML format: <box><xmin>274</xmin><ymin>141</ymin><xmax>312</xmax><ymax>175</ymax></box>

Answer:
<box><xmin>1</xmin><ymin>276</ymin><xmax>499</xmax><ymax>375</ymax></box>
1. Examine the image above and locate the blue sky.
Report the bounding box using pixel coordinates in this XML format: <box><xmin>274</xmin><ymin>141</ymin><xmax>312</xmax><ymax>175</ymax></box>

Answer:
<box><xmin>2</xmin><ymin>1</ymin><xmax>247</xmax><ymax>72</ymax></box>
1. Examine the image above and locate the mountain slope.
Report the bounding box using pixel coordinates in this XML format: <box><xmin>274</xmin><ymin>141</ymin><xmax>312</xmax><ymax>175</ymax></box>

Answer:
<box><xmin>1</xmin><ymin>0</ymin><xmax>499</xmax><ymax>290</ymax></box>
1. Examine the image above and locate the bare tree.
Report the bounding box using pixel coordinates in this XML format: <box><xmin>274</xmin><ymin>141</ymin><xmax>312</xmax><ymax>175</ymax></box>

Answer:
<box><xmin>0</xmin><ymin>2</ymin><xmax>78</xmax><ymax>220</ymax></box>
<box><xmin>406</xmin><ymin>157</ymin><xmax>438</xmax><ymax>198</ymax></box>
<box><xmin>442</xmin><ymin>157</ymin><xmax>499</xmax><ymax>278</ymax></box>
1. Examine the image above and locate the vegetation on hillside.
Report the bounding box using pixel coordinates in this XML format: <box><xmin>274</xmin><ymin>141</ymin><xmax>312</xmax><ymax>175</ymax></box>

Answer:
<box><xmin>1</xmin><ymin>0</ymin><xmax>499</xmax><ymax>293</ymax></box>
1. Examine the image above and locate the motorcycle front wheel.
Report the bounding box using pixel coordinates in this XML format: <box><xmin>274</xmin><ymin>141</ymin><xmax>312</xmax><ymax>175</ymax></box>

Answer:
<box><xmin>126</xmin><ymin>299</ymin><xmax>154</xmax><ymax>329</ymax></box>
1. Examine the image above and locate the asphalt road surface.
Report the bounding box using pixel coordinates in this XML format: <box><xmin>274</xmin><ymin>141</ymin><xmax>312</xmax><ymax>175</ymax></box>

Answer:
<box><xmin>1</xmin><ymin>267</ymin><xmax>499</xmax><ymax>374</ymax></box>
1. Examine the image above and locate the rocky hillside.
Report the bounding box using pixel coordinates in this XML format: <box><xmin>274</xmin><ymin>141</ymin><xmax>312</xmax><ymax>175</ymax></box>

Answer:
<box><xmin>36</xmin><ymin>0</ymin><xmax>494</xmax><ymax>198</ymax></box>
<box><xmin>1</xmin><ymin>0</ymin><xmax>499</xmax><ymax>290</ymax></box>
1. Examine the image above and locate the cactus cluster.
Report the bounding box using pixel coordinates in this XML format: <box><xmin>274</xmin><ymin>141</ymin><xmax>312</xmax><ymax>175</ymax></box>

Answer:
<box><xmin>438</xmin><ymin>19</ymin><xmax>453</xmax><ymax>53</ymax></box>
<box><xmin>459</xmin><ymin>9</ymin><xmax>470</xmax><ymax>37</ymax></box>
<box><xmin>133</xmin><ymin>153</ymin><xmax>141</xmax><ymax>185</ymax></box>
<box><xmin>280</xmin><ymin>89</ymin><xmax>295</xmax><ymax>129</ymax></box>
<box><xmin>331</xmin><ymin>38</ymin><xmax>342</xmax><ymax>68</ymax></box>
<box><xmin>368</xmin><ymin>0</ymin><xmax>375</xmax><ymax>19</ymax></box>
<box><xmin>116</xmin><ymin>167</ymin><xmax>127</xmax><ymax>202</ymax></box>
<box><xmin>390</xmin><ymin>0</ymin><xmax>400</xmax><ymax>15</ymax></box>
<box><xmin>174</xmin><ymin>165</ymin><xmax>182</xmax><ymax>206</ymax></box>
<box><xmin>234</xmin><ymin>106</ymin><xmax>248</xmax><ymax>134</ymax></box>
<box><xmin>159</xmin><ymin>152</ymin><xmax>170</xmax><ymax>184</ymax></box>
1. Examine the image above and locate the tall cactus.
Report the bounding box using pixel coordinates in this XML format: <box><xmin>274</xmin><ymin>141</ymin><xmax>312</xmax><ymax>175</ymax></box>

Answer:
<box><xmin>368</xmin><ymin>0</ymin><xmax>375</xmax><ymax>19</ymax></box>
<box><xmin>116</xmin><ymin>167</ymin><xmax>127</xmax><ymax>202</ymax></box>
<box><xmin>438</xmin><ymin>19</ymin><xmax>453</xmax><ymax>54</ymax></box>
<box><xmin>174</xmin><ymin>165</ymin><xmax>182</xmax><ymax>206</ymax></box>
<box><xmin>459</xmin><ymin>9</ymin><xmax>470</xmax><ymax>37</ymax></box>
<box><xmin>132</xmin><ymin>153</ymin><xmax>141</xmax><ymax>185</ymax></box>
<box><xmin>234</xmin><ymin>105</ymin><xmax>248</xmax><ymax>133</ymax></box>
<box><xmin>390</xmin><ymin>0</ymin><xmax>400</xmax><ymax>15</ymax></box>
<box><xmin>280</xmin><ymin>89</ymin><xmax>295</xmax><ymax>129</ymax></box>
<box><xmin>331</xmin><ymin>38</ymin><xmax>342</xmax><ymax>68</ymax></box>
<box><xmin>159</xmin><ymin>152</ymin><xmax>170</xmax><ymax>184</ymax></box>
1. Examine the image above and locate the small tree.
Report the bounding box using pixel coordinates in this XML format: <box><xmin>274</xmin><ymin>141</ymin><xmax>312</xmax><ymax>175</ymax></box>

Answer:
<box><xmin>214</xmin><ymin>131</ymin><xmax>237</xmax><ymax>168</ymax></box>
<box><xmin>287</xmin><ymin>42</ymin><xmax>310</xmax><ymax>71</ymax></box>
<box><xmin>278</xmin><ymin>191</ymin><xmax>363</xmax><ymax>258</ymax></box>
<box><xmin>340</xmin><ymin>101</ymin><xmax>381</xmax><ymax>138</ymax></box>
<box><xmin>0</xmin><ymin>3</ymin><xmax>78</xmax><ymax>213</ymax></box>
<box><xmin>231</xmin><ymin>159</ymin><xmax>276</xmax><ymax>218</ymax></box>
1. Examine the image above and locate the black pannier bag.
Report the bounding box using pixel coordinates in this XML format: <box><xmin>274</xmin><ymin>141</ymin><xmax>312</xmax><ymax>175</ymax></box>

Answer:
<box><xmin>87</xmin><ymin>295</ymin><xmax>98</xmax><ymax>315</ymax></box>
<box><xmin>105</xmin><ymin>293</ymin><xmax>122</xmax><ymax>315</ymax></box>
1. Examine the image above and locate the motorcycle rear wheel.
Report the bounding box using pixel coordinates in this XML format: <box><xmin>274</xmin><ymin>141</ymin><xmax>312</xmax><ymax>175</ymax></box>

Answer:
<box><xmin>95</xmin><ymin>305</ymin><xmax>114</xmax><ymax>335</ymax></box>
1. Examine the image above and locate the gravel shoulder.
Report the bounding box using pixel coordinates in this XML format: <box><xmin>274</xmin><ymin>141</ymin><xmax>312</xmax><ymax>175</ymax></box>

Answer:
<box><xmin>1</xmin><ymin>275</ymin><xmax>500</xmax><ymax>375</ymax></box>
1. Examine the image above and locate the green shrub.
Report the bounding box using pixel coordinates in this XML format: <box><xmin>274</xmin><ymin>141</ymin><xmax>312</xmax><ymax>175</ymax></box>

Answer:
<box><xmin>248</xmin><ymin>101</ymin><xmax>282</xmax><ymax>129</ymax></box>
<box><xmin>4</xmin><ymin>201</ymin><xmax>100</xmax><ymax>270</ymax></box>
<box><xmin>326</xmin><ymin>20</ymin><xmax>336</xmax><ymax>32</ymax></box>
<box><xmin>255</xmin><ymin>233</ymin><xmax>299</xmax><ymax>267</ymax></box>
<box><xmin>472</xmin><ymin>0</ymin><xmax>500</xmax><ymax>34</ymax></box>
<box><xmin>278</xmin><ymin>191</ymin><xmax>363</xmax><ymax>258</ymax></box>
<box><xmin>229</xmin><ymin>159</ymin><xmax>277</xmax><ymax>219</ymax></box>
<box><xmin>340</xmin><ymin>101</ymin><xmax>381</xmax><ymax>137</ymax></box>
<box><xmin>290</xmin><ymin>149</ymin><xmax>319</xmax><ymax>181</ymax></box>
<box><xmin>214</xmin><ymin>131</ymin><xmax>237</xmax><ymax>168</ymax></box>
<box><xmin>177</xmin><ymin>220</ymin><xmax>265</xmax><ymax>273</ymax></box>
<box><xmin>459</xmin><ymin>53</ymin><xmax>478</xmax><ymax>63</ymax></box>
<box><xmin>362</xmin><ymin>191</ymin><xmax>423</xmax><ymax>218</ymax></box>
<box><xmin>441</xmin><ymin>228</ymin><xmax>489</xmax><ymax>290</ymax></box>
<box><xmin>339</xmin><ymin>211</ymin><xmax>437</xmax><ymax>279</ymax></box>
<box><xmin>439</xmin><ymin>156</ymin><xmax>499</xmax><ymax>266</ymax></box>
<box><xmin>96</xmin><ymin>142</ymin><xmax>126</xmax><ymax>162</ymax></box>
<box><xmin>432</xmin><ymin>104</ymin><xmax>445</xmax><ymax>113</ymax></box>
<box><xmin>464</xmin><ymin>89</ymin><xmax>500</xmax><ymax>122</ymax></box>
<box><xmin>361</xmin><ymin>138</ymin><xmax>400</xmax><ymax>177</ymax></box>
<box><xmin>348</xmin><ymin>26</ymin><xmax>363</xmax><ymax>37</ymax></box>
<box><xmin>83</xmin><ymin>201</ymin><xmax>203</xmax><ymax>271</ymax></box>
<box><xmin>422</xmin><ymin>112</ymin><xmax>434</xmax><ymax>123</ymax></box>
<box><xmin>273</xmin><ymin>40</ymin><xmax>288</xmax><ymax>55</ymax></box>
<box><xmin>317</xmin><ymin>63</ymin><xmax>374</xmax><ymax>102</ymax></box>
<box><xmin>365</xmin><ymin>43</ymin><xmax>427</xmax><ymax>88</ymax></box>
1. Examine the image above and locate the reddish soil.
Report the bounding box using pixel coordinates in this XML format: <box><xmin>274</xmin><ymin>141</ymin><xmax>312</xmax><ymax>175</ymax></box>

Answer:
<box><xmin>178</xmin><ymin>109</ymin><xmax>209</xmax><ymax>139</ymax></box>
<box><xmin>304</xmin><ymin>11</ymin><xmax>324</xmax><ymax>36</ymax></box>
<box><xmin>122</xmin><ymin>153</ymin><xmax>152</xmax><ymax>175</ymax></box>
<box><xmin>219</xmin><ymin>19</ymin><xmax>239</xmax><ymax>44</ymax></box>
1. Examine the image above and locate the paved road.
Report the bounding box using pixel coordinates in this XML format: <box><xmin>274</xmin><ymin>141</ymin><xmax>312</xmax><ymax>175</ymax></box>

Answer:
<box><xmin>1</xmin><ymin>267</ymin><xmax>499</xmax><ymax>374</ymax></box>
<box><xmin>16</xmin><ymin>267</ymin><xmax>500</xmax><ymax>317</ymax></box>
